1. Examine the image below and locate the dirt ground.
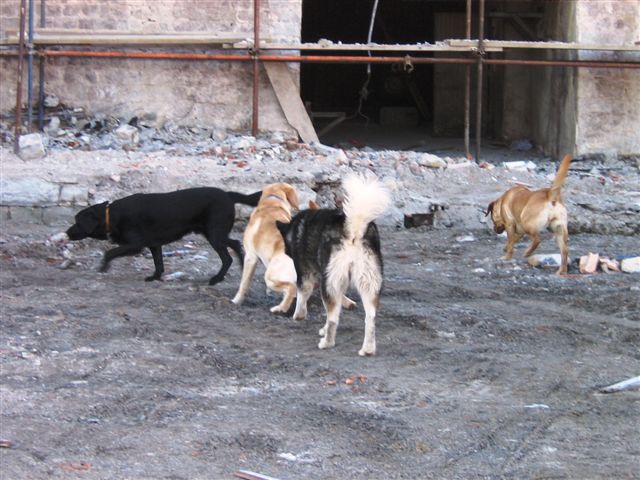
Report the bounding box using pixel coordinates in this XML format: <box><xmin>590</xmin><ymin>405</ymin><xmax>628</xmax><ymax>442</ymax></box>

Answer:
<box><xmin>1</xmin><ymin>220</ymin><xmax>639</xmax><ymax>479</ymax></box>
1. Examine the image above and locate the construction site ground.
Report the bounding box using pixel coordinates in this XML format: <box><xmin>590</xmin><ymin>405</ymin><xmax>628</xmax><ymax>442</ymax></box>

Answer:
<box><xmin>1</xmin><ymin>218</ymin><xmax>638</xmax><ymax>479</ymax></box>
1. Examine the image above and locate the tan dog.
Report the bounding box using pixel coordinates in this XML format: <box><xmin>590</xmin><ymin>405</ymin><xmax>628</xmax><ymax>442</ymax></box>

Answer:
<box><xmin>232</xmin><ymin>183</ymin><xmax>300</xmax><ymax>313</ymax></box>
<box><xmin>486</xmin><ymin>154</ymin><xmax>572</xmax><ymax>274</ymax></box>
<box><xmin>232</xmin><ymin>188</ymin><xmax>356</xmax><ymax>314</ymax></box>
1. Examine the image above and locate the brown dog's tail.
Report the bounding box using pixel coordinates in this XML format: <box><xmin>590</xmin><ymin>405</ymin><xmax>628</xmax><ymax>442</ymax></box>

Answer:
<box><xmin>548</xmin><ymin>154</ymin><xmax>572</xmax><ymax>202</ymax></box>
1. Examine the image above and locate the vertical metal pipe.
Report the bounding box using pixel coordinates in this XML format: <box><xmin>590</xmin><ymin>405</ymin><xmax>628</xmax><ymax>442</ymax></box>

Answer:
<box><xmin>38</xmin><ymin>0</ymin><xmax>46</xmax><ymax>131</ymax></box>
<box><xmin>252</xmin><ymin>0</ymin><xmax>260</xmax><ymax>137</ymax></box>
<box><xmin>27</xmin><ymin>0</ymin><xmax>34</xmax><ymax>130</ymax></box>
<box><xmin>14</xmin><ymin>0</ymin><xmax>27</xmax><ymax>154</ymax></box>
<box><xmin>475</xmin><ymin>0</ymin><xmax>485</xmax><ymax>162</ymax></box>
<box><xmin>464</xmin><ymin>0</ymin><xmax>472</xmax><ymax>159</ymax></box>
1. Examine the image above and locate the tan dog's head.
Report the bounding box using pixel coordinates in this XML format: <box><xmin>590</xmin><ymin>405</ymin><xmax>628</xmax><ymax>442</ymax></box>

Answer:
<box><xmin>259</xmin><ymin>183</ymin><xmax>300</xmax><ymax>216</ymax></box>
<box><xmin>485</xmin><ymin>199</ymin><xmax>505</xmax><ymax>234</ymax></box>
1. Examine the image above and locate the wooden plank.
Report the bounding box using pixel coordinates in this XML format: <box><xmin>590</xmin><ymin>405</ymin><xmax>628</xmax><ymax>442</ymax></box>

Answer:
<box><xmin>6</xmin><ymin>28</ymin><xmax>251</xmax><ymax>37</ymax></box>
<box><xmin>264</xmin><ymin>62</ymin><xmax>319</xmax><ymax>144</ymax></box>
<box><xmin>449</xmin><ymin>39</ymin><xmax>640</xmax><ymax>51</ymax></box>
<box><xmin>1</xmin><ymin>29</ymin><xmax>257</xmax><ymax>46</ymax></box>
<box><xmin>2</xmin><ymin>29</ymin><xmax>637</xmax><ymax>52</ymax></box>
<box><xmin>261</xmin><ymin>42</ymin><xmax>502</xmax><ymax>52</ymax></box>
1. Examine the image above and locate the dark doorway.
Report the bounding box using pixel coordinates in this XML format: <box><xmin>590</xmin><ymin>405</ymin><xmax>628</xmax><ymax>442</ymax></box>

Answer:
<box><xmin>301</xmin><ymin>0</ymin><xmax>553</xmax><ymax>154</ymax></box>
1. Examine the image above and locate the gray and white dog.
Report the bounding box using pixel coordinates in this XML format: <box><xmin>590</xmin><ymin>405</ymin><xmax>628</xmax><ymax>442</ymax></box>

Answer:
<box><xmin>277</xmin><ymin>174</ymin><xmax>390</xmax><ymax>356</ymax></box>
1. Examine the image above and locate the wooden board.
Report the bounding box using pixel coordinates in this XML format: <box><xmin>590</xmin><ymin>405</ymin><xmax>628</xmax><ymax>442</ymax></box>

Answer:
<box><xmin>264</xmin><ymin>62</ymin><xmax>318</xmax><ymax>144</ymax></box>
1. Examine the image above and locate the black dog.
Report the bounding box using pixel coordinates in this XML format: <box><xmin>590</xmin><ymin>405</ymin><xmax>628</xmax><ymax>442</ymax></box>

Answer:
<box><xmin>65</xmin><ymin>187</ymin><xmax>262</xmax><ymax>284</ymax></box>
<box><xmin>276</xmin><ymin>174</ymin><xmax>390</xmax><ymax>356</ymax></box>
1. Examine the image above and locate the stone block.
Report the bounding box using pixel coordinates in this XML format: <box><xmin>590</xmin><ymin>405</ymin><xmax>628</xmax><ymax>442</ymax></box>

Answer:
<box><xmin>528</xmin><ymin>254</ymin><xmax>562</xmax><ymax>269</ymax></box>
<box><xmin>44</xmin><ymin>94</ymin><xmax>60</xmax><ymax>108</ymax></box>
<box><xmin>1</xmin><ymin>178</ymin><xmax>59</xmax><ymax>206</ymax></box>
<box><xmin>59</xmin><ymin>184</ymin><xmax>89</xmax><ymax>206</ymax></box>
<box><xmin>417</xmin><ymin>153</ymin><xmax>447</xmax><ymax>169</ymax></box>
<box><xmin>579</xmin><ymin>253</ymin><xmax>600</xmax><ymax>274</ymax></box>
<box><xmin>45</xmin><ymin>116</ymin><xmax>61</xmax><ymax>136</ymax></box>
<box><xmin>18</xmin><ymin>133</ymin><xmax>46</xmax><ymax>160</ymax></box>
<box><xmin>4</xmin><ymin>206</ymin><xmax>44</xmax><ymax>224</ymax></box>
<box><xmin>620</xmin><ymin>257</ymin><xmax>640</xmax><ymax>273</ymax></box>
<box><xmin>115</xmin><ymin>124</ymin><xmax>139</xmax><ymax>144</ymax></box>
<box><xmin>42</xmin><ymin>206</ymin><xmax>77</xmax><ymax>226</ymax></box>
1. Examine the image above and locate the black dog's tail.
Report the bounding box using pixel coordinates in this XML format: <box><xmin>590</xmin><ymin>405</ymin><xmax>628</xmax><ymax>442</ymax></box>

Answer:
<box><xmin>228</xmin><ymin>190</ymin><xmax>262</xmax><ymax>207</ymax></box>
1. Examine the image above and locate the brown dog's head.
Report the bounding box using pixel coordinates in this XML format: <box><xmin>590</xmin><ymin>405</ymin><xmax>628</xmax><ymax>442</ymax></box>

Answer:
<box><xmin>260</xmin><ymin>183</ymin><xmax>300</xmax><ymax>215</ymax></box>
<box><xmin>485</xmin><ymin>200</ymin><xmax>505</xmax><ymax>234</ymax></box>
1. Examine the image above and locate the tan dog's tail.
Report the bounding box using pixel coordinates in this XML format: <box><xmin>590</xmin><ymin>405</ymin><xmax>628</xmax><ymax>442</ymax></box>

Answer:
<box><xmin>548</xmin><ymin>154</ymin><xmax>572</xmax><ymax>202</ymax></box>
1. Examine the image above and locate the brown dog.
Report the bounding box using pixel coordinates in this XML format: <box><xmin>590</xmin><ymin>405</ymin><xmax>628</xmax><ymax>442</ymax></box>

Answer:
<box><xmin>232</xmin><ymin>187</ymin><xmax>355</xmax><ymax>314</ymax></box>
<box><xmin>232</xmin><ymin>183</ymin><xmax>300</xmax><ymax>313</ymax></box>
<box><xmin>486</xmin><ymin>154</ymin><xmax>572</xmax><ymax>274</ymax></box>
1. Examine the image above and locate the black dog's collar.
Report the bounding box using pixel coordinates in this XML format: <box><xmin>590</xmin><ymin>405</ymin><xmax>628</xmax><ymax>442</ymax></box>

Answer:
<box><xmin>105</xmin><ymin>203</ymin><xmax>111</xmax><ymax>234</ymax></box>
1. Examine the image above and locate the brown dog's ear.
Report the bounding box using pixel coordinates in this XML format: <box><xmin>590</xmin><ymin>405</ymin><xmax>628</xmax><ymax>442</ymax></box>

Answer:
<box><xmin>283</xmin><ymin>185</ymin><xmax>300</xmax><ymax>210</ymax></box>
<box><xmin>485</xmin><ymin>201</ymin><xmax>494</xmax><ymax>217</ymax></box>
<box><xmin>308</xmin><ymin>200</ymin><xmax>320</xmax><ymax>210</ymax></box>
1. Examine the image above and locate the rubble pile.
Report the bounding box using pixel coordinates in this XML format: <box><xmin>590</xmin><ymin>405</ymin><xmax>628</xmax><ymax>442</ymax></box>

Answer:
<box><xmin>1</xmin><ymin>101</ymin><xmax>639</xmax><ymax>235</ymax></box>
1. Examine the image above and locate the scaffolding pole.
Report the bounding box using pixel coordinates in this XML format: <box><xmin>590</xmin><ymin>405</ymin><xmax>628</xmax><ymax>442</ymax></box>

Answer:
<box><xmin>13</xmin><ymin>0</ymin><xmax>27</xmax><ymax>154</ymax></box>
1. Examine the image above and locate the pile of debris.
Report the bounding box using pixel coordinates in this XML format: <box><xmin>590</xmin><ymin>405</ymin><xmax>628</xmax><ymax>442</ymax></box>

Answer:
<box><xmin>577</xmin><ymin>253</ymin><xmax>639</xmax><ymax>274</ymax></box>
<box><xmin>528</xmin><ymin>253</ymin><xmax>640</xmax><ymax>274</ymax></box>
<box><xmin>2</xmin><ymin>99</ymin><xmax>639</xmax><ymax>235</ymax></box>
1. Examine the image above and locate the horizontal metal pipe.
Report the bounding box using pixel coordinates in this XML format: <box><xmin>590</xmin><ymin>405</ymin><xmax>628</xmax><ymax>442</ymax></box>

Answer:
<box><xmin>37</xmin><ymin>49</ymin><xmax>640</xmax><ymax>68</ymax></box>
<box><xmin>3</xmin><ymin>47</ymin><xmax>638</xmax><ymax>68</ymax></box>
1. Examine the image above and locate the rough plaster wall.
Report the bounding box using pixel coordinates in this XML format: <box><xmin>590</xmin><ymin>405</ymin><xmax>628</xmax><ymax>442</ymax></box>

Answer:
<box><xmin>529</xmin><ymin>0</ymin><xmax>578</xmax><ymax>158</ymax></box>
<box><xmin>0</xmin><ymin>0</ymin><xmax>301</xmax><ymax>134</ymax></box>
<box><xmin>575</xmin><ymin>0</ymin><xmax>640</xmax><ymax>156</ymax></box>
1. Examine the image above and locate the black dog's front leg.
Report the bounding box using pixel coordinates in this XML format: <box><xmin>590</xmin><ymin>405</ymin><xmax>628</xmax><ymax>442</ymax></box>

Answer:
<box><xmin>146</xmin><ymin>245</ymin><xmax>164</xmax><ymax>281</ymax></box>
<box><xmin>100</xmin><ymin>245</ymin><xmax>143</xmax><ymax>273</ymax></box>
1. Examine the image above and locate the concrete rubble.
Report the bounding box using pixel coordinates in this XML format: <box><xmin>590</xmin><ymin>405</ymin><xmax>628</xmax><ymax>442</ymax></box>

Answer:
<box><xmin>1</xmin><ymin>108</ymin><xmax>639</xmax><ymax>238</ymax></box>
<box><xmin>620</xmin><ymin>256</ymin><xmax>640</xmax><ymax>273</ymax></box>
<box><xmin>17</xmin><ymin>132</ymin><xmax>46</xmax><ymax>160</ymax></box>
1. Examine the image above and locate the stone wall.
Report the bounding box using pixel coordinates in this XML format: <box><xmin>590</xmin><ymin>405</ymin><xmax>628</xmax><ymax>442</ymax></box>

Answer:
<box><xmin>0</xmin><ymin>0</ymin><xmax>301</xmax><ymax>134</ymax></box>
<box><xmin>575</xmin><ymin>0</ymin><xmax>640</xmax><ymax>157</ymax></box>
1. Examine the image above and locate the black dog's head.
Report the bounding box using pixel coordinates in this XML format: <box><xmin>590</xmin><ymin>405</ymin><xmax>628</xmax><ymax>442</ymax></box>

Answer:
<box><xmin>66</xmin><ymin>202</ymin><xmax>109</xmax><ymax>241</ymax></box>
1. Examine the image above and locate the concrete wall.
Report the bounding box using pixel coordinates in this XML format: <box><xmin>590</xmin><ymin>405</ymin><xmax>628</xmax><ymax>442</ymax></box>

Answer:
<box><xmin>499</xmin><ymin>0</ymin><xmax>543</xmax><ymax>143</ymax></box>
<box><xmin>433</xmin><ymin>12</ymin><xmax>473</xmax><ymax>137</ymax></box>
<box><xmin>529</xmin><ymin>0</ymin><xmax>578</xmax><ymax>159</ymax></box>
<box><xmin>481</xmin><ymin>0</ymin><xmax>639</xmax><ymax>159</ymax></box>
<box><xmin>575</xmin><ymin>0</ymin><xmax>640</xmax><ymax>157</ymax></box>
<box><xmin>0</xmin><ymin>0</ymin><xmax>301</xmax><ymax>134</ymax></box>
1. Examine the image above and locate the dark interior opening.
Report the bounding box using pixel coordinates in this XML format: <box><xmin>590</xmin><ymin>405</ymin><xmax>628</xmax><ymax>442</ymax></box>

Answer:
<box><xmin>301</xmin><ymin>0</ymin><xmax>550</xmax><ymax>153</ymax></box>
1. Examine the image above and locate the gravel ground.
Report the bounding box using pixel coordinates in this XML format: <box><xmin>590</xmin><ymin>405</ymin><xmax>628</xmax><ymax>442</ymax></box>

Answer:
<box><xmin>1</xmin><ymin>221</ymin><xmax>638</xmax><ymax>479</ymax></box>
